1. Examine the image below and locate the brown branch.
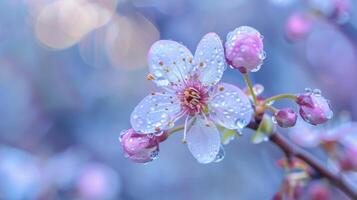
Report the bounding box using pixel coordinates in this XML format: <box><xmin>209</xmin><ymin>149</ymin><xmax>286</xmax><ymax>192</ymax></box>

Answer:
<box><xmin>247</xmin><ymin>120</ymin><xmax>357</xmax><ymax>199</ymax></box>
<box><xmin>270</xmin><ymin>132</ymin><xmax>357</xmax><ymax>199</ymax></box>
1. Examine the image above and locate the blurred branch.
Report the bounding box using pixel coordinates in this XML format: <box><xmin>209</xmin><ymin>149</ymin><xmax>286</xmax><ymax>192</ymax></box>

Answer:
<box><xmin>248</xmin><ymin>120</ymin><xmax>357</xmax><ymax>199</ymax></box>
<box><xmin>270</xmin><ymin>132</ymin><xmax>357</xmax><ymax>199</ymax></box>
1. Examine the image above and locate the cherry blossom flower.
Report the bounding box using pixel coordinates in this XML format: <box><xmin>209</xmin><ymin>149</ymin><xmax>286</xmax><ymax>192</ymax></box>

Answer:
<box><xmin>130</xmin><ymin>33</ymin><xmax>253</xmax><ymax>163</ymax></box>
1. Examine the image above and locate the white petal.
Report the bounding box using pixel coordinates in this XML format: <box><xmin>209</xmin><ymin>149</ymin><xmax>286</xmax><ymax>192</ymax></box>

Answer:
<box><xmin>193</xmin><ymin>33</ymin><xmax>226</xmax><ymax>87</ymax></box>
<box><xmin>186</xmin><ymin>117</ymin><xmax>221</xmax><ymax>164</ymax></box>
<box><xmin>209</xmin><ymin>83</ymin><xmax>253</xmax><ymax>130</ymax></box>
<box><xmin>148</xmin><ymin>40</ymin><xmax>194</xmax><ymax>88</ymax></box>
<box><xmin>131</xmin><ymin>92</ymin><xmax>182</xmax><ymax>134</ymax></box>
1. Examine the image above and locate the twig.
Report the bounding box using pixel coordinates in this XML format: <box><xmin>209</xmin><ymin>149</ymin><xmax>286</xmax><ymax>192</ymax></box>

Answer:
<box><xmin>270</xmin><ymin>132</ymin><xmax>357</xmax><ymax>199</ymax></box>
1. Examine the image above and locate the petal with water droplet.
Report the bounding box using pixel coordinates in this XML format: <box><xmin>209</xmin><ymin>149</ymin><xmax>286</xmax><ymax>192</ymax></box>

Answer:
<box><xmin>131</xmin><ymin>92</ymin><xmax>182</xmax><ymax>133</ymax></box>
<box><xmin>186</xmin><ymin>117</ymin><xmax>221</xmax><ymax>164</ymax></box>
<box><xmin>148</xmin><ymin>40</ymin><xmax>194</xmax><ymax>88</ymax></box>
<box><xmin>193</xmin><ymin>33</ymin><xmax>226</xmax><ymax>87</ymax></box>
<box><xmin>209</xmin><ymin>83</ymin><xmax>253</xmax><ymax>130</ymax></box>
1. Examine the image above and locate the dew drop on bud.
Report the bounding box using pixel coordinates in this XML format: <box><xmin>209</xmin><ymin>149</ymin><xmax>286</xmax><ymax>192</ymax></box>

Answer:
<box><xmin>304</xmin><ymin>87</ymin><xmax>312</xmax><ymax>93</ymax></box>
<box><xmin>271</xmin><ymin>116</ymin><xmax>277</xmax><ymax>124</ymax></box>
<box><xmin>312</xmin><ymin>88</ymin><xmax>321</xmax><ymax>96</ymax></box>
<box><xmin>150</xmin><ymin>149</ymin><xmax>159</xmax><ymax>160</ymax></box>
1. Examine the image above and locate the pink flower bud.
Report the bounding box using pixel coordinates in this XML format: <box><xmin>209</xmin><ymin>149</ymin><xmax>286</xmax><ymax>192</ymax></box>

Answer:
<box><xmin>275</xmin><ymin>108</ymin><xmax>297</xmax><ymax>128</ymax></box>
<box><xmin>308</xmin><ymin>183</ymin><xmax>331</xmax><ymax>200</ymax></box>
<box><xmin>296</xmin><ymin>92</ymin><xmax>333</xmax><ymax>125</ymax></box>
<box><xmin>225</xmin><ymin>26</ymin><xmax>265</xmax><ymax>73</ymax></box>
<box><xmin>119</xmin><ymin>128</ymin><xmax>159</xmax><ymax>163</ymax></box>
<box><xmin>285</xmin><ymin>13</ymin><xmax>312</xmax><ymax>41</ymax></box>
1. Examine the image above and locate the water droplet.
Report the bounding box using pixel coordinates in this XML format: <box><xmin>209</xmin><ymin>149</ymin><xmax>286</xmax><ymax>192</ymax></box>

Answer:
<box><xmin>266</xmin><ymin>100</ymin><xmax>275</xmax><ymax>106</ymax></box>
<box><xmin>304</xmin><ymin>88</ymin><xmax>312</xmax><ymax>93</ymax></box>
<box><xmin>259</xmin><ymin>51</ymin><xmax>266</xmax><ymax>60</ymax></box>
<box><xmin>237</xmin><ymin>131</ymin><xmax>243</xmax><ymax>136</ymax></box>
<box><xmin>155</xmin><ymin>77</ymin><xmax>169</xmax><ymax>86</ymax></box>
<box><xmin>214</xmin><ymin>146</ymin><xmax>225</xmax><ymax>163</ymax></box>
<box><xmin>235</xmin><ymin>119</ymin><xmax>247</xmax><ymax>129</ymax></box>
<box><xmin>326</xmin><ymin>110</ymin><xmax>333</xmax><ymax>120</ymax></box>
<box><xmin>150</xmin><ymin>149</ymin><xmax>159</xmax><ymax>160</ymax></box>
<box><xmin>253</xmin><ymin>84</ymin><xmax>264</xmax><ymax>96</ymax></box>
<box><xmin>312</xmin><ymin>88</ymin><xmax>321</xmax><ymax>96</ymax></box>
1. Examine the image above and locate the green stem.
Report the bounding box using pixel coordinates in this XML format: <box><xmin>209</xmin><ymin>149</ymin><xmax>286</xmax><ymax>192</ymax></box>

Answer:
<box><xmin>263</xmin><ymin>94</ymin><xmax>297</xmax><ymax>105</ymax></box>
<box><xmin>243</xmin><ymin>74</ymin><xmax>257</xmax><ymax>105</ymax></box>
<box><xmin>264</xmin><ymin>105</ymin><xmax>278</xmax><ymax>114</ymax></box>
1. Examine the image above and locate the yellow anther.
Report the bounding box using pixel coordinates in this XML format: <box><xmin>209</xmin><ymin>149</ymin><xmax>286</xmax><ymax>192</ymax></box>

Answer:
<box><xmin>147</xmin><ymin>74</ymin><xmax>154</xmax><ymax>81</ymax></box>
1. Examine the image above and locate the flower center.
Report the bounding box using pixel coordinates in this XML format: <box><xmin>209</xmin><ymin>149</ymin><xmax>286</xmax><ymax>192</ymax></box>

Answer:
<box><xmin>180</xmin><ymin>85</ymin><xmax>208</xmax><ymax>115</ymax></box>
<box><xmin>184</xmin><ymin>87</ymin><xmax>201</xmax><ymax>107</ymax></box>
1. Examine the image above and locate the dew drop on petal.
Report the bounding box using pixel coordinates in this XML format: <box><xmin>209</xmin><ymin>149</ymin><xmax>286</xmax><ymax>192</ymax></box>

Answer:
<box><xmin>193</xmin><ymin>33</ymin><xmax>227</xmax><ymax>86</ymax></box>
<box><xmin>131</xmin><ymin>93</ymin><xmax>182</xmax><ymax>133</ymax></box>
<box><xmin>214</xmin><ymin>146</ymin><xmax>225</xmax><ymax>163</ymax></box>
<box><xmin>209</xmin><ymin>83</ymin><xmax>253</xmax><ymax>130</ymax></box>
<box><xmin>235</xmin><ymin>118</ymin><xmax>247</xmax><ymax>130</ymax></box>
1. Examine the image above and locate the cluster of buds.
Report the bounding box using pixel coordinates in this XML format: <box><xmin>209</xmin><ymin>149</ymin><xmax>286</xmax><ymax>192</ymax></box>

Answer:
<box><xmin>271</xmin><ymin>89</ymin><xmax>333</xmax><ymax>129</ymax></box>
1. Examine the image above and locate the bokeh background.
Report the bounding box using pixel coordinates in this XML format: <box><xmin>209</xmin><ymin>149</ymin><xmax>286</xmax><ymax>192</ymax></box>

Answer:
<box><xmin>1</xmin><ymin>0</ymin><xmax>357</xmax><ymax>199</ymax></box>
